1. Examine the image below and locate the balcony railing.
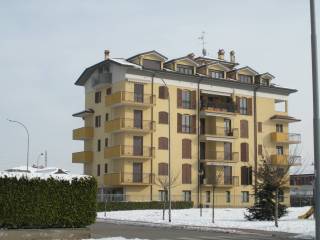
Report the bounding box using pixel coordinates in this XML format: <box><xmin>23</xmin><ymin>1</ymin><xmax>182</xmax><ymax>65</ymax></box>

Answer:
<box><xmin>105</xmin><ymin>91</ymin><xmax>155</xmax><ymax>107</ymax></box>
<box><xmin>200</xmin><ymin>150</ymin><xmax>239</xmax><ymax>162</ymax></box>
<box><xmin>201</xmin><ymin>126</ymin><xmax>238</xmax><ymax>138</ymax></box>
<box><xmin>271</xmin><ymin>132</ymin><xmax>301</xmax><ymax>144</ymax></box>
<box><xmin>202</xmin><ymin>176</ymin><xmax>239</xmax><ymax>187</ymax></box>
<box><xmin>104</xmin><ymin>172</ymin><xmax>154</xmax><ymax>186</ymax></box>
<box><xmin>200</xmin><ymin>102</ymin><xmax>237</xmax><ymax>113</ymax></box>
<box><xmin>270</xmin><ymin>154</ymin><xmax>302</xmax><ymax>165</ymax></box>
<box><xmin>104</xmin><ymin>145</ymin><xmax>154</xmax><ymax>159</ymax></box>
<box><xmin>72</xmin><ymin>151</ymin><xmax>93</xmax><ymax>163</ymax></box>
<box><xmin>72</xmin><ymin>127</ymin><xmax>94</xmax><ymax>140</ymax></box>
<box><xmin>105</xmin><ymin>118</ymin><xmax>155</xmax><ymax>133</ymax></box>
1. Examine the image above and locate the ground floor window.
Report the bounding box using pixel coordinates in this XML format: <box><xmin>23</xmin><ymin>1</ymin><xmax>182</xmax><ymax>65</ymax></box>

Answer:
<box><xmin>241</xmin><ymin>191</ymin><xmax>249</xmax><ymax>203</ymax></box>
<box><xmin>183</xmin><ymin>191</ymin><xmax>191</xmax><ymax>201</ymax></box>
<box><xmin>278</xmin><ymin>189</ymin><xmax>284</xmax><ymax>202</ymax></box>
<box><xmin>226</xmin><ymin>191</ymin><xmax>231</xmax><ymax>203</ymax></box>
<box><xmin>159</xmin><ymin>190</ymin><xmax>168</xmax><ymax>202</ymax></box>
<box><xmin>206</xmin><ymin>191</ymin><xmax>210</xmax><ymax>203</ymax></box>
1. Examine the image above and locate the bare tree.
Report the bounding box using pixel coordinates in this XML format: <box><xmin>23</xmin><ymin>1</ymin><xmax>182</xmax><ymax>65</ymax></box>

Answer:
<box><xmin>155</xmin><ymin>174</ymin><xmax>179</xmax><ymax>220</ymax></box>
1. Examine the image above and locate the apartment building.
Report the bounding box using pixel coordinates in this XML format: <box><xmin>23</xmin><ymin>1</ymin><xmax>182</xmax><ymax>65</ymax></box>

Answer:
<box><xmin>72</xmin><ymin>49</ymin><xmax>301</xmax><ymax>207</ymax></box>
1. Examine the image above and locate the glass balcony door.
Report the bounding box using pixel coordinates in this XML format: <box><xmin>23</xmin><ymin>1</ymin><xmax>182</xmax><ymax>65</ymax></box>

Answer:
<box><xmin>134</xmin><ymin>84</ymin><xmax>144</xmax><ymax>103</ymax></box>
<box><xmin>133</xmin><ymin>163</ymin><xmax>143</xmax><ymax>183</ymax></box>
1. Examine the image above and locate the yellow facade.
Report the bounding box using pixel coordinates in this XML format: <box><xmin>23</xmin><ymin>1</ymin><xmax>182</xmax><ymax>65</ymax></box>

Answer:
<box><xmin>73</xmin><ymin>50</ymin><xmax>300</xmax><ymax>207</ymax></box>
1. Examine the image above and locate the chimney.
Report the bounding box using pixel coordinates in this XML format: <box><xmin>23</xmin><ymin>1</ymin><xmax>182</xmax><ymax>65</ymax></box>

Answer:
<box><xmin>187</xmin><ymin>53</ymin><xmax>195</xmax><ymax>60</ymax></box>
<box><xmin>218</xmin><ymin>49</ymin><xmax>225</xmax><ymax>60</ymax></box>
<box><xmin>230</xmin><ymin>50</ymin><xmax>235</xmax><ymax>63</ymax></box>
<box><xmin>104</xmin><ymin>50</ymin><xmax>110</xmax><ymax>60</ymax></box>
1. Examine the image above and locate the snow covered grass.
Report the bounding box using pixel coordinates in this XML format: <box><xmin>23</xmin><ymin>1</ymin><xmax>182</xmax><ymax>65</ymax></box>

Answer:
<box><xmin>97</xmin><ymin>207</ymin><xmax>315</xmax><ymax>237</ymax></box>
<box><xmin>84</xmin><ymin>238</ymin><xmax>145</xmax><ymax>240</ymax></box>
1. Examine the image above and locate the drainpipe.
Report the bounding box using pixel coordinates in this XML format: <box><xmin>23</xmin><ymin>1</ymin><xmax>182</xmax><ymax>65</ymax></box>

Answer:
<box><xmin>150</xmin><ymin>72</ymin><xmax>155</xmax><ymax>201</ymax></box>
<box><xmin>253</xmin><ymin>84</ymin><xmax>260</xmax><ymax>202</ymax></box>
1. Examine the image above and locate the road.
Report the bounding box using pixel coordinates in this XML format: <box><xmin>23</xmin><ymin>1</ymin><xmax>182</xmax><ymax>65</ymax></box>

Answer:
<box><xmin>90</xmin><ymin>220</ymin><xmax>312</xmax><ymax>240</ymax></box>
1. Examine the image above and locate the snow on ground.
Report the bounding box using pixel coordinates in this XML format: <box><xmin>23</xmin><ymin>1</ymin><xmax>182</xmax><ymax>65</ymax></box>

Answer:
<box><xmin>84</xmin><ymin>238</ymin><xmax>145</xmax><ymax>240</ymax></box>
<box><xmin>97</xmin><ymin>207</ymin><xmax>315</xmax><ymax>237</ymax></box>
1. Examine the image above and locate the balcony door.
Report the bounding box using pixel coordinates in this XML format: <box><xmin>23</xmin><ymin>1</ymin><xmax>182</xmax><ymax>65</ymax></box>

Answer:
<box><xmin>200</xmin><ymin>118</ymin><xmax>205</xmax><ymax>135</ymax></box>
<box><xmin>224</xmin><ymin>119</ymin><xmax>232</xmax><ymax>136</ymax></box>
<box><xmin>200</xmin><ymin>142</ymin><xmax>206</xmax><ymax>160</ymax></box>
<box><xmin>224</xmin><ymin>166</ymin><xmax>232</xmax><ymax>185</ymax></box>
<box><xmin>134</xmin><ymin>110</ymin><xmax>143</xmax><ymax>129</ymax></box>
<box><xmin>133</xmin><ymin>162</ymin><xmax>143</xmax><ymax>183</ymax></box>
<box><xmin>134</xmin><ymin>84</ymin><xmax>144</xmax><ymax>103</ymax></box>
<box><xmin>224</xmin><ymin>142</ymin><xmax>232</xmax><ymax>160</ymax></box>
<box><xmin>133</xmin><ymin>136</ymin><xmax>143</xmax><ymax>156</ymax></box>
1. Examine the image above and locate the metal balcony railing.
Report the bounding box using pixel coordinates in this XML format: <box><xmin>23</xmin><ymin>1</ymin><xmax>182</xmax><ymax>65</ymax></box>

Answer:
<box><xmin>104</xmin><ymin>172</ymin><xmax>154</xmax><ymax>186</ymax></box>
<box><xmin>105</xmin><ymin>145</ymin><xmax>154</xmax><ymax>158</ymax></box>
<box><xmin>200</xmin><ymin>102</ymin><xmax>237</xmax><ymax>113</ymax></box>
<box><xmin>201</xmin><ymin>126</ymin><xmax>238</xmax><ymax>138</ymax></box>
<box><xmin>200</xmin><ymin>150</ymin><xmax>239</xmax><ymax>162</ymax></box>
<box><xmin>114</xmin><ymin>118</ymin><xmax>155</xmax><ymax>131</ymax></box>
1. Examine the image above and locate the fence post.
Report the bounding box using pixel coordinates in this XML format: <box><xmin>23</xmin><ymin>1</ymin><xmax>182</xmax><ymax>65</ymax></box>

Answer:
<box><xmin>104</xmin><ymin>196</ymin><xmax>107</xmax><ymax>218</ymax></box>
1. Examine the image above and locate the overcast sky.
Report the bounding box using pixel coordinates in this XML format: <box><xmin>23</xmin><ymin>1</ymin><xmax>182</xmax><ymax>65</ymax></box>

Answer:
<box><xmin>0</xmin><ymin>0</ymin><xmax>318</xmax><ymax>173</ymax></box>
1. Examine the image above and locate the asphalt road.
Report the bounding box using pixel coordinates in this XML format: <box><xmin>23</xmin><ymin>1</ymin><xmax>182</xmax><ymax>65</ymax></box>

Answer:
<box><xmin>90</xmin><ymin>220</ymin><xmax>312</xmax><ymax>240</ymax></box>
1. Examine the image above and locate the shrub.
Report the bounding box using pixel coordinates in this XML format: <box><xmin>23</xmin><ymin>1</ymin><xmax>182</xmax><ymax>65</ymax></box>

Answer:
<box><xmin>0</xmin><ymin>175</ymin><xmax>97</xmax><ymax>229</ymax></box>
<box><xmin>97</xmin><ymin>201</ymin><xmax>193</xmax><ymax>212</ymax></box>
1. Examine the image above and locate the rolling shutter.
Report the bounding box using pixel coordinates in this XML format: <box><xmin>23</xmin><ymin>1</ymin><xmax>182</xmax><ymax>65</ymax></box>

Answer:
<box><xmin>177</xmin><ymin>89</ymin><xmax>182</xmax><ymax>108</ymax></box>
<box><xmin>182</xmin><ymin>139</ymin><xmax>192</xmax><ymax>159</ymax></box>
<box><xmin>177</xmin><ymin>113</ymin><xmax>182</xmax><ymax>133</ymax></box>
<box><xmin>191</xmin><ymin>90</ymin><xmax>197</xmax><ymax>109</ymax></box>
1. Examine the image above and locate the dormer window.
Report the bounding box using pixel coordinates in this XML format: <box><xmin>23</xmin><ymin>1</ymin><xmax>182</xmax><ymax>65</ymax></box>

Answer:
<box><xmin>177</xmin><ymin>64</ymin><xmax>194</xmax><ymax>75</ymax></box>
<box><xmin>239</xmin><ymin>74</ymin><xmax>253</xmax><ymax>84</ymax></box>
<box><xmin>210</xmin><ymin>70</ymin><xmax>224</xmax><ymax>79</ymax></box>
<box><xmin>143</xmin><ymin>59</ymin><xmax>161</xmax><ymax>70</ymax></box>
<box><xmin>261</xmin><ymin>79</ymin><xmax>269</xmax><ymax>86</ymax></box>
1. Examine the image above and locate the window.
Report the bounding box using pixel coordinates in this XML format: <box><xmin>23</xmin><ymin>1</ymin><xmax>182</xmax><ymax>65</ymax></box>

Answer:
<box><xmin>226</xmin><ymin>191</ymin><xmax>231</xmax><ymax>203</ymax></box>
<box><xmin>210</xmin><ymin>70</ymin><xmax>224</xmax><ymax>79</ymax></box>
<box><xmin>224</xmin><ymin>166</ymin><xmax>232</xmax><ymax>185</ymax></box>
<box><xmin>276</xmin><ymin>124</ymin><xmax>283</xmax><ymax>133</ymax></box>
<box><xmin>261</xmin><ymin>79</ymin><xmax>269</xmax><ymax>86</ymax></box>
<box><xmin>183</xmin><ymin>191</ymin><xmax>191</xmax><ymax>202</ymax></box>
<box><xmin>133</xmin><ymin>162</ymin><xmax>143</xmax><ymax>183</ymax></box>
<box><xmin>159</xmin><ymin>190</ymin><xmax>168</xmax><ymax>201</ymax></box>
<box><xmin>206</xmin><ymin>191</ymin><xmax>210</xmax><ymax>203</ymax></box>
<box><xmin>258</xmin><ymin>144</ymin><xmax>263</xmax><ymax>155</ymax></box>
<box><xmin>200</xmin><ymin>142</ymin><xmax>206</xmax><ymax>160</ymax></box>
<box><xmin>241</xmin><ymin>166</ymin><xmax>253</xmax><ymax>185</ymax></box>
<box><xmin>224</xmin><ymin>143</ymin><xmax>232</xmax><ymax>160</ymax></box>
<box><xmin>224</xmin><ymin>119</ymin><xmax>232</xmax><ymax>136</ymax></box>
<box><xmin>97</xmin><ymin>139</ymin><xmax>101</xmax><ymax>152</ymax></box>
<box><xmin>159</xmin><ymin>111</ymin><xmax>168</xmax><ymax>124</ymax></box>
<box><xmin>158</xmin><ymin>163</ymin><xmax>168</xmax><ymax>176</ymax></box>
<box><xmin>95</xmin><ymin>91</ymin><xmax>101</xmax><ymax>103</ymax></box>
<box><xmin>143</xmin><ymin>59</ymin><xmax>161</xmax><ymax>70</ymax></box>
<box><xmin>241</xmin><ymin>191</ymin><xmax>249</xmax><ymax>202</ymax></box>
<box><xmin>239</xmin><ymin>74</ymin><xmax>252</xmax><ymax>84</ymax></box>
<box><xmin>133</xmin><ymin>136</ymin><xmax>143</xmax><ymax>156</ymax></box>
<box><xmin>182</xmin><ymin>139</ymin><xmax>192</xmax><ymax>159</ymax></box>
<box><xmin>106</xmin><ymin>87</ymin><xmax>112</xmax><ymax>95</ymax></box>
<box><xmin>105</xmin><ymin>113</ymin><xmax>109</xmax><ymax>122</ymax></box>
<box><xmin>278</xmin><ymin>190</ymin><xmax>284</xmax><ymax>202</ymax></box>
<box><xmin>239</xmin><ymin>98</ymin><xmax>248</xmax><ymax>115</ymax></box>
<box><xmin>182</xmin><ymin>90</ymin><xmax>191</xmax><ymax>109</ymax></box>
<box><xmin>182</xmin><ymin>115</ymin><xmax>191</xmax><ymax>133</ymax></box>
<box><xmin>105</xmin><ymin>138</ymin><xmax>108</xmax><ymax>147</ymax></box>
<box><xmin>104</xmin><ymin>163</ymin><xmax>108</xmax><ymax>174</ymax></box>
<box><xmin>241</xmin><ymin>143</ymin><xmax>249</xmax><ymax>162</ymax></box>
<box><xmin>258</xmin><ymin>122</ymin><xmax>262</xmax><ymax>132</ymax></box>
<box><xmin>276</xmin><ymin>146</ymin><xmax>284</xmax><ymax>155</ymax></box>
<box><xmin>159</xmin><ymin>86</ymin><xmax>168</xmax><ymax>99</ymax></box>
<box><xmin>97</xmin><ymin>164</ymin><xmax>100</xmax><ymax>176</ymax></box>
<box><xmin>240</xmin><ymin>120</ymin><xmax>248</xmax><ymax>138</ymax></box>
<box><xmin>134</xmin><ymin>84</ymin><xmax>144</xmax><ymax>103</ymax></box>
<box><xmin>177</xmin><ymin>64</ymin><xmax>194</xmax><ymax>75</ymax></box>
<box><xmin>134</xmin><ymin>110</ymin><xmax>143</xmax><ymax>129</ymax></box>
<box><xmin>158</xmin><ymin>137</ymin><xmax>169</xmax><ymax>150</ymax></box>
<box><xmin>182</xmin><ymin>164</ymin><xmax>191</xmax><ymax>184</ymax></box>
<box><xmin>95</xmin><ymin>115</ymin><xmax>101</xmax><ymax>128</ymax></box>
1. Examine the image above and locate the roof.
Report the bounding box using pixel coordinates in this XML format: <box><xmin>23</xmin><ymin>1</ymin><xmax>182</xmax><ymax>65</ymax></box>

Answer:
<box><xmin>127</xmin><ymin>50</ymin><xmax>168</xmax><ymax>62</ymax></box>
<box><xmin>258</xmin><ymin>72</ymin><xmax>275</xmax><ymax>79</ymax></box>
<box><xmin>165</xmin><ymin>55</ymin><xmax>199</xmax><ymax>66</ymax></box>
<box><xmin>270</xmin><ymin>114</ymin><xmax>301</xmax><ymax>123</ymax></box>
<box><xmin>228</xmin><ymin>66</ymin><xmax>259</xmax><ymax>75</ymax></box>
<box><xmin>72</xmin><ymin>109</ymin><xmax>94</xmax><ymax>118</ymax></box>
<box><xmin>200</xmin><ymin>61</ymin><xmax>230</xmax><ymax>71</ymax></box>
<box><xmin>194</xmin><ymin>56</ymin><xmax>239</xmax><ymax>67</ymax></box>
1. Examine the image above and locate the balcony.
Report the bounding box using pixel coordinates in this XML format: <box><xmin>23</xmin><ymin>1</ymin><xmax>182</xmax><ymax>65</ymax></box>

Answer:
<box><xmin>270</xmin><ymin>154</ymin><xmax>302</xmax><ymax>166</ymax></box>
<box><xmin>200</xmin><ymin>94</ymin><xmax>237</xmax><ymax>117</ymax></box>
<box><xmin>105</xmin><ymin>119</ymin><xmax>155</xmax><ymax>134</ymax></box>
<box><xmin>200</xmin><ymin>127</ymin><xmax>238</xmax><ymax>142</ymax></box>
<box><xmin>201</xmin><ymin>176</ymin><xmax>239</xmax><ymax>188</ymax></box>
<box><xmin>91</xmin><ymin>72</ymin><xmax>112</xmax><ymax>88</ymax></box>
<box><xmin>200</xmin><ymin>151</ymin><xmax>239</xmax><ymax>165</ymax></box>
<box><xmin>104</xmin><ymin>172</ymin><xmax>154</xmax><ymax>186</ymax></box>
<box><xmin>104</xmin><ymin>145</ymin><xmax>154</xmax><ymax>159</ymax></box>
<box><xmin>72</xmin><ymin>151</ymin><xmax>93</xmax><ymax>163</ymax></box>
<box><xmin>105</xmin><ymin>91</ymin><xmax>155</xmax><ymax>108</ymax></box>
<box><xmin>271</xmin><ymin>132</ymin><xmax>301</xmax><ymax>144</ymax></box>
<box><xmin>72</xmin><ymin>127</ymin><xmax>94</xmax><ymax>140</ymax></box>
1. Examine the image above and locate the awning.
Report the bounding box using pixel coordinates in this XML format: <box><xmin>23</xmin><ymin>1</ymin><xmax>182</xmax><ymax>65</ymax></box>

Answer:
<box><xmin>270</xmin><ymin>115</ymin><xmax>301</xmax><ymax>123</ymax></box>
<box><xmin>72</xmin><ymin>109</ymin><xmax>94</xmax><ymax>118</ymax></box>
<box><xmin>200</xmin><ymin>90</ymin><xmax>232</xmax><ymax>97</ymax></box>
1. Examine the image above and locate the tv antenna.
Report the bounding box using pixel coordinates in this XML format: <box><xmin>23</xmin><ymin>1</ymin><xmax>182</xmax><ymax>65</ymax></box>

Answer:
<box><xmin>198</xmin><ymin>31</ymin><xmax>207</xmax><ymax>57</ymax></box>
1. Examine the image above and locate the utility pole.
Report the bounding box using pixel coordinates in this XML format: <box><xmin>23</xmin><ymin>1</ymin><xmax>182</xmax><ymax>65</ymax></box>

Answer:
<box><xmin>44</xmin><ymin>150</ymin><xmax>48</xmax><ymax>167</ymax></box>
<box><xmin>310</xmin><ymin>0</ymin><xmax>320</xmax><ymax>239</ymax></box>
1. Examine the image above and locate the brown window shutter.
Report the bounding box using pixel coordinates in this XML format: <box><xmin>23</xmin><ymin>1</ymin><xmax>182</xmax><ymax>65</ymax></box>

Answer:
<box><xmin>177</xmin><ymin>88</ymin><xmax>182</xmax><ymax>108</ymax></box>
<box><xmin>158</xmin><ymin>137</ymin><xmax>168</xmax><ymax>150</ymax></box>
<box><xmin>191</xmin><ymin>90</ymin><xmax>197</xmax><ymax>109</ymax></box>
<box><xmin>191</xmin><ymin>115</ymin><xmax>197</xmax><ymax>134</ymax></box>
<box><xmin>236</xmin><ymin>96</ymin><xmax>240</xmax><ymax>113</ymax></box>
<box><xmin>182</xmin><ymin>164</ymin><xmax>191</xmax><ymax>184</ymax></box>
<box><xmin>182</xmin><ymin>139</ymin><xmax>192</xmax><ymax>159</ymax></box>
<box><xmin>248</xmin><ymin>98</ymin><xmax>252</xmax><ymax>115</ymax></box>
<box><xmin>258</xmin><ymin>122</ymin><xmax>262</xmax><ymax>132</ymax></box>
<box><xmin>248</xmin><ymin>167</ymin><xmax>253</xmax><ymax>185</ymax></box>
<box><xmin>241</xmin><ymin>143</ymin><xmax>249</xmax><ymax>162</ymax></box>
<box><xmin>158</xmin><ymin>163</ymin><xmax>168</xmax><ymax>175</ymax></box>
<box><xmin>177</xmin><ymin>113</ymin><xmax>182</xmax><ymax>133</ymax></box>
<box><xmin>159</xmin><ymin>86</ymin><xmax>168</xmax><ymax>99</ymax></box>
<box><xmin>258</xmin><ymin>144</ymin><xmax>262</xmax><ymax>155</ymax></box>
<box><xmin>240</xmin><ymin>120</ymin><xmax>248</xmax><ymax>138</ymax></box>
<box><xmin>159</xmin><ymin>111</ymin><xmax>168</xmax><ymax>124</ymax></box>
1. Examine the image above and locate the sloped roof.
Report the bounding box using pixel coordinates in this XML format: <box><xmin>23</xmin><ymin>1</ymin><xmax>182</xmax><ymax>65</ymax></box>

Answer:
<box><xmin>127</xmin><ymin>50</ymin><xmax>168</xmax><ymax>62</ymax></box>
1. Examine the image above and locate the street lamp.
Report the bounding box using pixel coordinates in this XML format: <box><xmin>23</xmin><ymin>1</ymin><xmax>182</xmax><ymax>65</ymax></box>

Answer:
<box><xmin>36</xmin><ymin>153</ymin><xmax>44</xmax><ymax>168</ymax></box>
<box><xmin>7</xmin><ymin>119</ymin><xmax>30</xmax><ymax>171</ymax></box>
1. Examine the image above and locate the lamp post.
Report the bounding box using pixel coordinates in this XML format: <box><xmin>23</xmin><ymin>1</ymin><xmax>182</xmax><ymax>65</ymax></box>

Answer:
<box><xmin>309</xmin><ymin>0</ymin><xmax>320</xmax><ymax>239</ymax></box>
<box><xmin>7</xmin><ymin>119</ymin><xmax>30</xmax><ymax>171</ymax></box>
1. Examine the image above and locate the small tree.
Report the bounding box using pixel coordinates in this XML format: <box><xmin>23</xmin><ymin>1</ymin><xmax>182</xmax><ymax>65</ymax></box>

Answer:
<box><xmin>246</xmin><ymin>148</ymin><xmax>299</xmax><ymax>227</ymax></box>
<box><xmin>155</xmin><ymin>174</ymin><xmax>179</xmax><ymax>220</ymax></box>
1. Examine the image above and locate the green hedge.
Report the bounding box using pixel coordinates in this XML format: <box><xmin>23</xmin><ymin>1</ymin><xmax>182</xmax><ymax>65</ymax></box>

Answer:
<box><xmin>0</xmin><ymin>176</ymin><xmax>97</xmax><ymax>229</ymax></box>
<box><xmin>97</xmin><ymin>201</ymin><xmax>193</xmax><ymax>212</ymax></box>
